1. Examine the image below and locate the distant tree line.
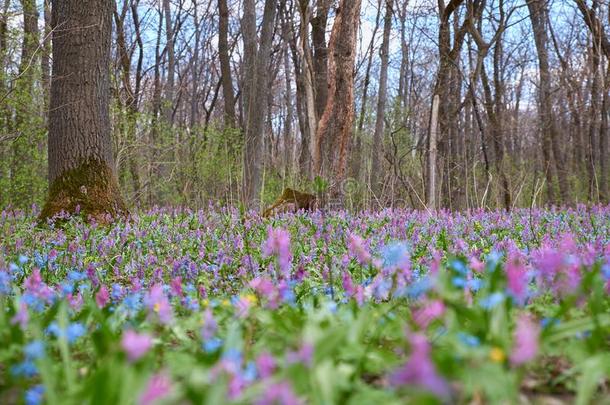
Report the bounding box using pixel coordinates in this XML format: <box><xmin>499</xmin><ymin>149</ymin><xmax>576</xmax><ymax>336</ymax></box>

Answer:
<box><xmin>0</xmin><ymin>0</ymin><xmax>608</xmax><ymax>214</ymax></box>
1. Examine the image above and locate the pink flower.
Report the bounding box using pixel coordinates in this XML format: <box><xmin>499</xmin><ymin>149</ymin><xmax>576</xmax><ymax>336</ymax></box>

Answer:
<box><xmin>256</xmin><ymin>352</ymin><xmax>276</xmax><ymax>378</ymax></box>
<box><xmin>170</xmin><ymin>277</ymin><xmax>183</xmax><ymax>298</ymax></box>
<box><xmin>139</xmin><ymin>372</ymin><xmax>172</xmax><ymax>405</ymax></box>
<box><xmin>262</xmin><ymin>227</ymin><xmax>292</xmax><ymax>278</ymax></box>
<box><xmin>510</xmin><ymin>314</ymin><xmax>540</xmax><ymax>366</ymax></box>
<box><xmin>122</xmin><ymin>330</ymin><xmax>153</xmax><ymax>362</ymax></box>
<box><xmin>287</xmin><ymin>342</ymin><xmax>313</xmax><ymax>367</ymax></box>
<box><xmin>469</xmin><ymin>256</ymin><xmax>485</xmax><ymax>273</ymax></box>
<box><xmin>256</xmin><ymin>381</ymin><xmax>302</xmax><ymax>405</ymax></box>
<box><xmin>144</xmin><ymin>284</ymin><xmax>173</xmax><ymax>324</ymax></box>
<box><xmin>505</xmin><ymin>253</ymin><xmax>528</xmax><ymax>305</ymax></box>
<box><xmin>390</xmin><ymin>333</ymin><xmax>451</xmax><ymax>399</ymax></box>
<box><xmin>412</xmin><ymin>300</ymin><xmax>445</xmax><ymax>329</ymax></box>
<box><xmin>95</xmin><ymin>285</ymin><xmax>110</xmax><ymax>308</ymax></box>
<box><xmin>11</xmin><ymin>301</ymin><xmax>29</xmax><ymax>329</ymax></box>
<box><xmin>347</xmin><ymin>233</ymin><xmax>371</xmax><ymax>265</ymax></box>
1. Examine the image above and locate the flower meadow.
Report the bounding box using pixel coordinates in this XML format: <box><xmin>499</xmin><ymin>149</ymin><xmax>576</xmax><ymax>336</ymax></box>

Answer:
<box><xmin>1</xmin><ymin>206</ymin><xmax>610</xmax><ymax>405</ymax></box>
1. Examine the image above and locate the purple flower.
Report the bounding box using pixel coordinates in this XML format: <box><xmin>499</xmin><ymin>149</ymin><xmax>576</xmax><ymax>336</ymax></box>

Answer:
<box><xmin>412</xmin><ymin>300</ymin><xmax>445</xmax><ymax>329</ymax></box>
<box><xmin>286</xmin><ymin>342</ymin><xmax>314</xmax><ymax>367</ymax></box>
<box><xmin>11</xmin><ymin>302</ymin><xmax>29</xmax><ymax>329</ymax></box>
<box><xmin>347</xmin><ymin>233</ymin><xmax>371</xmax><ymax>265</ymax></box>
<box><xmin>390</xmin><ymin>333</ymin><xmax>451</xmax><ymax>399</ymax></box>
<box><xmin>505</xmin><ymin>253</ymin><xmax>528</xmax><ymax>305</ymax></box>
<box><xmin>510</xmin><ymin>314</ymin><xmax>540</xmax><ymax>366</ymax></box>
<box><xmin>138</xmin><ymin>372</ymin><xmax>172</xmax><ymax>405</ymax></box>
<box><xmin>256</xmin><ymin>352</ymin><xmax>276</xmax><ymax>378</ymax></box>
<box><xmin>95</xmin><ymin>285</ymin><xmax>110</xmax><ymax>308</ymax></box>
<box><xmin>122</xmin><ymin>330</ymin><xmax>153</xmax><ymax>362</ymax></box>
<box><xmin>144</xmin><ymin>284</ymin><xmax>172</xmax><ymax>324</ymax></box>
<box><xmin>263</xmin><ymin>227</ymin><xmax>292</xmax><ymax>278</ymax></box>
<box><xmin>256</xmin><ymin>381</ymin><xmax>302</xmax><ymax>405</ymax></box>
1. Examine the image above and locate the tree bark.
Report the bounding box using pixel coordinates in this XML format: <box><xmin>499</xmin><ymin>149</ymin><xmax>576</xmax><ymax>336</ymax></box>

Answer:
<box><xmin>314</xmin><ymin>0</ymin><xmax>362</xmax><ymax>199</ymax></box>
<box><xmin>527</xmin><ymin>0</ymin><xmax>568</xmax><ymax>205</ymax></box>
<box><xmin>163</xmin><ymin>0</ymin><xmax>175</xmax><ymax>124</ymax></box>
<box><xmin>371</xmin><ymin>0</ymin><xmax>393</xmax><ymax>193</ymax></box>
<box><xmin>41</xmin><ymin>0</ymin><xmax>126</xmax><ymax>221</ymax></box>
<box><xmin>219</xmin><ymin>0</ymin><xmax>236</xmax><ymax>128</ymax></box>
<box><xmin>311</xmin><ymin>0</ymin><xmax>330</xmax><ymax>119</ymax></box>
<box><xmin>241</xmin><ymin>0</ymin><xmax>278</xmax><ymax>207</ymax></box>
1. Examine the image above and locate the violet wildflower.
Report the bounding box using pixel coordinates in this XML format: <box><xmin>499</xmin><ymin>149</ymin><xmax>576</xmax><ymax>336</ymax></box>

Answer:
<box><xmin>11</xmin><ymin>301</ymin><xmax>29</xmax><ymax>329</ymax></box>
<box><xmin>256</xmin><ymin>381</ymin><xmax>302</xmax><ymax>405</ymax></box>
<box><xmin>347</xmin><ymin>233</ymin><xmax>371</xmax><ymax>265</ymax></box>
<box><xmin>389</xmin><ymin>333</ymin><xmax>451</xmax><ymax>399</ymax></box>
<box><xmin>122</xmin><ymin>330</ymin><xmax>153</xmax><ymax>362</ymax></box>
<box><xmin>144</xmin><ymin>284</ymin><xmax>173</xmax><ymax>324</ymax></box>
<box><xmin>505</xmin><ymin>253</ymin><xmax>528</xmax><ymax>305</ymax></box>
<box><xmin>510</xmin><ymin>314</ymin><xmax>540</xmax><ymax>366</ymax></box>
<box><xmin>95</xmin><ymin>285</ymin><xmax>110</xmax><ymax>308</ymax></box>
<box><xmin>263</xmin><ymin>227</ymin><xmax>292</xmax><ymax>278</ymax></box>
<box><xmin>256</xmin><ymin>352</ymin><xmax>276</xmax><ymax>378</ymax></box>
<box><xmin>138</xmin><ymin>372</ymin><xmax>172</xmax><ymax>405</ymax></box>
<box><xmin>412</xmin><ymin>300</ymin><xmax>445</xmax><ymax>329</ymax></box>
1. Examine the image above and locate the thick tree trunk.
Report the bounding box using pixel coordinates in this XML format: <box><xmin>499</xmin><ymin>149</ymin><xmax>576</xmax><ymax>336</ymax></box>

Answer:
<box><xmin>371</xmin><ymin>0</ymin><xmax>393</xmax><ymax>193</ymax></box>
<box><xmin>40</xmin><ymin>0</ymin><xmax>126</xmax><ymax>221</ymax></box>
<box><xmin>219</xmin><ymin>0</ymin><xmax>236</xmax><ymax>128</ymax></box>
<box><xmin>314</xmin><ymin>0</ymin><xmax>362</xmax><ymax>199</ymax></box>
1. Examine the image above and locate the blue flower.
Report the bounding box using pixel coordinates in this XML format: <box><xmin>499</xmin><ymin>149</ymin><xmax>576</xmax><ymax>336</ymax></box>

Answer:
<box><xmin>66</xmin><ymin>323</ymin><xmax>85</xmax><ymax>343</ymax></box>
<box><xmin>452</xmin><ymin>277</ymin><xmax>467</xmax><ymax>288</ymax></box>
<box><xmin>404</xmin><ymin>277</ymin><xmax>432</xmax><ymax>299</ymax></box>
<box><xmin>602</xmin><ymin>264</ymin><xmax>610</xmax><ymax>280</ymax></box>
<box><xmin>47</xmin><ymin>322</ymin><xmax>85</xmax><ymax>344</ymax></box>
<box><xmin>203</xmin><ymin>337</ymin><xmax>223</xmax><ymax>353</ymax></box>
<box><xmin>242</xmin><ymin>361</ymin><xmax>258</xmax><ymax>382</ymax></box>
<box><xmin>0</xmin><ymin>271</ymin><xmax>11</xmax><ymax>295</ymax></box>
<box><xmin>19</xmin><ymin>255</ymin><xmax>30</xmax><ymax>265</ymax></box>
<box><xmin>11</xmin><ymin>360</ymin><xmax>38</xmax><ymax>378</ymax></box>
<box><xmin>540</xmin><ymin>317</ymin><xmax>560</xmax><ymax>329</ymax></box>
<box><xmin>479</xmin><ymin>292</ymin><xmax>505</xmax><ymax>310</ymax></box>
<box><xmin>25</xmin><ymin>385</ymin><xmax>44</xmax><ymax>405</ymax></box>
<box><xmin>9</xmin><ymin>263</ymin><xmax>20</xmax><ymax>273</ymax></box>
<box><xmin>24</xmin><ymin>341</ymin><xmax>45</xmax><ymax>360</ymax></box>
<box><xmin>450</xmin><ymin>260</ymin><xmax>468</xmax><ymax>275</ymax></box>
<box><xmin>381</xmin><ymin>242</ymin><xmax>409</xmax><ymax>268</ymax></box>
<box><xmin>485</xmin><ymin>251</ymin><xmax>503</xmax><ymax>272</ymax></box>
<box><xmin>458</xmin><ymin>333</ymin><xmax>481</xmax><ymax>347</ymax></box>
<box><xmin>68</xmin><ymin>270</ymin><xmax>86</xmax><ymax>282</ymax></box>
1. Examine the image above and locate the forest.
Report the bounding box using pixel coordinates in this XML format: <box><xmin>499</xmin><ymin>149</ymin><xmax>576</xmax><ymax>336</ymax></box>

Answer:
<box><xmin>1</xmin><ymin>1</ymin><xmax>610</xmax><ymax>405</ymax></box>
<box><xmin>0</xmin><ymin>0</ymin><xmax>607</xmax><ymax>212</ymax></box>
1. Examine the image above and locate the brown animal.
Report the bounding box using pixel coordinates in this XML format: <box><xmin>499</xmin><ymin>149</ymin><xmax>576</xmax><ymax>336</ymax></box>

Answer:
<box><xmin>263</xmin><ymin>188</ymin><xmax>317</xmax><ymax>217</ymax></box>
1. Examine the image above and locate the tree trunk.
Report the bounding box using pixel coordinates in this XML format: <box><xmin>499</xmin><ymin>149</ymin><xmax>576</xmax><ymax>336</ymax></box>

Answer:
<box><xmin>40</xmin><ymin>0</ymin><xmax>126</xmax><ymax>221</ymax></box>
<box><xmin>427</xmin><ymin>94</ymin><xmax>439</xmax><ymax>209</ymax></box>
<box><xmin>241</xmin><ymin>0</ymin><xmax>278</xmax><ymax>207</ymax></box>
<box><xmin>371</xmin><ymin>0</ymin><xmax>393</xmax><ymax>193</ymax></box>
<box><xmin>310</xmin><ymin>0</ymin><xmax>330</xmax><ymax>119</ymax></box>
<box><xmin>42</xmin><ymin>0</ymin><xmax>52</xmax><ymax>117</ymax></box>
<box><xmin>527</xmin><ymin>0</ymin><xmax>568</xmax><ymax>204</ymax></box>
<box><xmin>314</xmin><ymin>0</ymin><xmax>362</xmax><ymax>200</ymax></box>
<box><xmin>12</xmin><ymin>0</ymin><xmax>40</xmax><ymax>204</ymax></box>
<box><xmin>219</xmin><ymin>0</ymin><xmax>236</xmax><ymax>128</ymax></box>
<box><xmin>163</xmin><ymin>0</ymin><xmax>175</xmax><ymax>124</ymax></box>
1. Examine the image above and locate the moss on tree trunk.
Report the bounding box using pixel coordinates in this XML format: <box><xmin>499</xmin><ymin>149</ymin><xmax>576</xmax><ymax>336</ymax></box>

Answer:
<box><xmin>39</xmin><ymin>159</ymin><xmax>127</xmax><ymax>222</ymax></box>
